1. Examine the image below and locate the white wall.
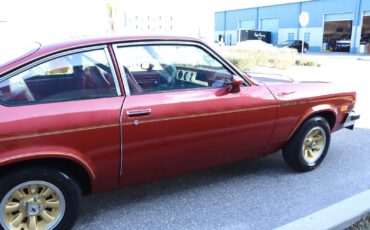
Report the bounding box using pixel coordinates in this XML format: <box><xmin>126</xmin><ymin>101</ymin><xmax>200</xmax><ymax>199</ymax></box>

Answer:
<box><xmin>215</xmin><ymin>30</ymin><xmax>224</xmax><ymax>42</ymax></box>
<box><xmin>298</xmin><ymin>27</ymin><xmax>324</xmax><ymax>51</ymax></box>
<box><xmin>278</xmin><ymin>28</ymin><xmax>298</xmax><ymax>43</ymax></box>
<box><xmin>353</xmin><ymin>25</ymin><xmax>362</xmax><ymax>52</ymax></box>
<box><xmin>0</xmin><ymin>0</ymin><xmax>216</xmax><ymax>47</ymax></box>
<box><xmin>113</xmin><ymin>0</ymin><xmax>215</xmax><ymax>43</ymax></box>
<box><xmin>278</xmin><ymin>27</ymin><xmax>324</xmax><ymax>51</ymax></box>
<box><xmin>221</xmin><ymin>30</ymin><xmax>238</xmax><ymax>45</ymax></box>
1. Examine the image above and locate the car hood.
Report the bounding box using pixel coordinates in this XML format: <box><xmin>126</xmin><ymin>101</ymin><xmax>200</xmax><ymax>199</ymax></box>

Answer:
<box><xmin>247</xmin><ymin>72</ymin><xmax>329</xmax><ymax>84</ymax></box>
<box><xmin>265</xmin><ymin>81</ymin><xmax>355</xmax><ymax>103</ymax></box>
<box><xmin>248</xmin><ymin>72</ymin><xmax>295</xmax><ymax>84</ymax></box>
<box><xmin>246</xmin><ymin>72</ymin><xmax>355</xmax><ymax>101</ymax></box>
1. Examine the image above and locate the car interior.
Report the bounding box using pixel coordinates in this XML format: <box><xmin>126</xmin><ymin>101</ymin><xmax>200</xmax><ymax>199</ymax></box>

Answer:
<box><xmin>0</xmin><ymin>52</ymin><xmax>118</xmax><ymax>104</ymax></box>
<box><xmin>124</xmin><ymin>64</ymin><xmax>233</xmax><ymax>95</ymax></box>
<box><xmin>0</xmin><ymin>46</ymin><xmax>235</xmax><ymax>104</ymax></box>
<box><xmin>120</xmin><ymin>45</ymin><xmax>234</xmax><ymax>95</ymax></box>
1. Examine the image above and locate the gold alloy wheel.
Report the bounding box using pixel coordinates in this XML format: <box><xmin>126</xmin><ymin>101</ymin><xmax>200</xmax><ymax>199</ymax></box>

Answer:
<box><xmin>302</xmin><ymin>126</ymin><xmax>327</xmax><ymax>165</ymax></box>
<box><xmin>0</xmin><ymin>181</ymin><xmax>65</xmax><ymax>230</ymax></box>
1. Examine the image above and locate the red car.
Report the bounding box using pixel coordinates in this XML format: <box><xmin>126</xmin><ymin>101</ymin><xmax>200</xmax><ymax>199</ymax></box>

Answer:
<box><xmin>0</xmin><ymin>36</ymin><xmax>359</xmax><ymax>230</ymax></box>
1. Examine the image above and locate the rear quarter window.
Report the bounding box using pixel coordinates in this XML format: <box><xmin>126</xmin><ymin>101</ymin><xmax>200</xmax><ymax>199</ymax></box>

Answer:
<box><xmin>0</xmin><ymin>49</ymin><xmax>118</xmax><ymax>105</ymax></box>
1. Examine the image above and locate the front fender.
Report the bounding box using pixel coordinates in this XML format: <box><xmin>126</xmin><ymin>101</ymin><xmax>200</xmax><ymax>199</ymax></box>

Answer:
<box><xmin>287</xmin><ymin>103</ymin><xmax>337</xmax><ymax>140</ymax></box>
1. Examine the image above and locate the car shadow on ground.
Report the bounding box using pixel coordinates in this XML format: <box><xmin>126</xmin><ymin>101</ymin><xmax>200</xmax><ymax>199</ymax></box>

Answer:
<box><xmin>78</xmin><ymin>150</ymin><xmax>289</xmax><ymax>215</ymax></box>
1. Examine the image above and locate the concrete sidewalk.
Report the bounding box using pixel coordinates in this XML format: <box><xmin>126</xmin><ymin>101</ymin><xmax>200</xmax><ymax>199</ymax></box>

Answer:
<box><xmin>276</xmin><ymin>190</ymin><xmax>370</xmax><ymax>230</ymax></box>
<box><xmin>301</xmin><ymin>52</ymin><xmax>370</xmax><ymax>59</ymax></box>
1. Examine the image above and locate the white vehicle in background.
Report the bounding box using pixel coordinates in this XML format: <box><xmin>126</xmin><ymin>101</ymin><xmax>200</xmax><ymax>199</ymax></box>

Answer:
<box><xmin>335</xmin><ymin>39</ymin><xmax>351</xmax><ymax>52</ymax></box>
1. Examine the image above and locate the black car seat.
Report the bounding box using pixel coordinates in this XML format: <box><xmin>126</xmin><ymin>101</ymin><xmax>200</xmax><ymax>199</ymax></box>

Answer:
<box><xmin>83</xmin><ymin>66</ymin><xmax>111</xmax><ymax>96</ymax></box>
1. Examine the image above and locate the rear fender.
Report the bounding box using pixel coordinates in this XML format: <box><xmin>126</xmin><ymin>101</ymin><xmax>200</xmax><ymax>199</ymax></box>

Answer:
<box><xmin>0</xmin><ymin>146</ymin><xmax>96</xmax><ymax>180</ymax></box>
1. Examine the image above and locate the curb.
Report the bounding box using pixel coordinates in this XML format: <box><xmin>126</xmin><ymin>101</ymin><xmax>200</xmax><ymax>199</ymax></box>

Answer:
<box><xmin>275</xmin><ymin>189</ymin><xmax>370</xmax><ymax>230</ymax></box>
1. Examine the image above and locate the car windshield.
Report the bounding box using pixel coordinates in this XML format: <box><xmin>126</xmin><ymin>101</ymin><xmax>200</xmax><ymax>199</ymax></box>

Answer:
<box><xmin>0</xmin><ymin>42</ymin><xmax>41</xmax><ymax>68</ymax></box>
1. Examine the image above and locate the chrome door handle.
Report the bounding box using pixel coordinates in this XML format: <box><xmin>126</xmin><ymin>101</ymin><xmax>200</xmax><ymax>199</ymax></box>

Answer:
<box><xmin>126</xmin><ymin>108</ymin><xmax>152</xmax><ymax>117</ymax></box>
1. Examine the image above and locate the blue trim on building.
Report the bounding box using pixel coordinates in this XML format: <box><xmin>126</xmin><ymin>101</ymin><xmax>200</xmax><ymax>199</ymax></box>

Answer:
<box><xmin>352</xmin><ymin>0</ymin><xmax>362</xmax><ymax>52</ymax></box>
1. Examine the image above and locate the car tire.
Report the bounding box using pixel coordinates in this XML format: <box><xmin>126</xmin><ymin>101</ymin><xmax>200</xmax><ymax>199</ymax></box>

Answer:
<box><xmin>282</xmin><ymin>116</ymin><xmax>331</xmax><ymax>172</ymax></box>
<box><xmin>0</xmin><ymin>167</ymin><xmax>81</xmax><ymax>230</ymax></box>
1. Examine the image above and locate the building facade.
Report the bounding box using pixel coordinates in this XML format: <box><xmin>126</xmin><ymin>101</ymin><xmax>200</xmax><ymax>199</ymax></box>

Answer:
<box><xmin>111</xmin><ymin>0</ymin><xmax>212</xmax><ymax>42</ymax></box>
<box><xmin>215</xmin><ymin>0</ymin><xmax>370</xmax><ymax>53</ymax></box>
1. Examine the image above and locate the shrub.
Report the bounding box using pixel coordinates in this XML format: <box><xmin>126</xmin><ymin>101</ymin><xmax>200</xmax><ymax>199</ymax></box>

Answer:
<box><xmin>295</xmin><ymin>58</ymin><xmax>317</xmax><ymax>66</ymax></box>
<box><xmin>216</xmin><ymin>45</ymin><xmax>297</xmax><ymax>70</ymax></box>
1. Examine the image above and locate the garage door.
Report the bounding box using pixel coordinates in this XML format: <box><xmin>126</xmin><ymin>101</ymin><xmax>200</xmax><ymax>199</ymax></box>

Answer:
<box><xmin>323</xmin><ymin>13</ymin><xmax>353</xmax><ymax>52</ymax></box>
<box><xmin>239</xmin><ymin>20</ymin><xmax>255</xmax><ymax>30</ymax></box>
<box><xmin>362</xmin><ymin>12</ymin><xmax>370</xmax><ymax>44</ymax></box>
<box><xmin>324</xmin><ymin>12</ymin><xmax>353</xmax><ymax>21</ymax></box>
<box><xmin>260</xmin><ymin>18</ymin><xmax>279</xmax><ymax>45</ymax></box>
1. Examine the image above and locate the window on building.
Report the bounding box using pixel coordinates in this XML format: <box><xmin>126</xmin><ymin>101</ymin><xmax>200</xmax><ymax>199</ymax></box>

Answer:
<box><xmin>304</xmin><ymin>32</ymin><xmax>310</xmax><ymax>42</ymax></box>
<box><xmin>288</xmin><ymin>33</ymin><xmax>295</xmax><ymax>41</ymax></box>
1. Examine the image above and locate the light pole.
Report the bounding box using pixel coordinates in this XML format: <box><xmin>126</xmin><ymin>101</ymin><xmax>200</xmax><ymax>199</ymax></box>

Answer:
<box><xmin>301</xmin><ymin>27</ymin><xmax>305</xmax><ymax>54</ymax></box>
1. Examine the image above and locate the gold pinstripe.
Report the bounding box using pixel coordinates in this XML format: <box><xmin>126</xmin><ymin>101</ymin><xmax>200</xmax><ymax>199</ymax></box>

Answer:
<box><xmin>0</xmin><ymin>151</ymin><xmax>96</xmax><ymax>179</ymax></box>
<box><xmin>310</xmin><ymin>96</ymin><xmax>354</xmax><ymax>103</ymax></box>
<box><xmin>0</xmin><ymin>123</ymin><xmax>119</xmax><ymax>142</ymax></box>
<box><xmin>123</xmin><ymin>105</ymin><xmax>278</xmax><ymax>126</ymax></box>
<box><xmin>278</xmin><ymin>96</ymin><xmax>354</xmax><ymax>107</ymax></box>
<box><xmin>0</xmin><ymin>96</ymin><xmax>353</xmax><ymax>140</ymax></box>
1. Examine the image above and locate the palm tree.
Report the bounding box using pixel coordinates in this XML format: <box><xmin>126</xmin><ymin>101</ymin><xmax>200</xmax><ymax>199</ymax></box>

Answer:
<box><xmin>106</xmin><ymin>1</ymin><xmax>115</xmax><ymax>32</ymax></box>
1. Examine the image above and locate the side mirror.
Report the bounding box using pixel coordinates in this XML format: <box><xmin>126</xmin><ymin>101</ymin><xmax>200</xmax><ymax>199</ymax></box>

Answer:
<box><xmin>229</xmin><ymin>75</ymin><xmax>244</xmax><ymax>93</ymax></box>
<box><xmin>140</xmin><ymin>63</ymin><xmax>154</xmax><ymax>71</ymax></box>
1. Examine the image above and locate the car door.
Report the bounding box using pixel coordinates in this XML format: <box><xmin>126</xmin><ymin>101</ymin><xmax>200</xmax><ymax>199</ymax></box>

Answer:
<box><xmin>114</xmin><ymin>42</ymin><xmax>277</xmax><ymax>186</ymax></box>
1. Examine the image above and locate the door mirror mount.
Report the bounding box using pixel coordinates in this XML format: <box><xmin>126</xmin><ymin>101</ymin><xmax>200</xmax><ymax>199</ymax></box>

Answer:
<box><xmin>229</xmin><ymin>75</ymin><xmax>244</xmax><ymax>93</ymax></box>
<box><xmin>140</xmin><ymin>63</ymin><xmax>154</xmax><ymax>71</ymax></box>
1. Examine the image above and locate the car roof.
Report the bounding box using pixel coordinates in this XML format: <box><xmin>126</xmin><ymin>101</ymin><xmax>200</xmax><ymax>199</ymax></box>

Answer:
<box><xmin>0</xmin><ymin>35</ymin><xmax>200</xmax><ymax>75</ymax></box>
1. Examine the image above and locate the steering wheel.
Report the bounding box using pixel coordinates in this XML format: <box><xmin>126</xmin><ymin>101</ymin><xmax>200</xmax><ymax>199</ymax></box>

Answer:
<box><xmin>159</xmin><ymin>64</ymin><xmax>177</xmax><ymax>89</ymax></box>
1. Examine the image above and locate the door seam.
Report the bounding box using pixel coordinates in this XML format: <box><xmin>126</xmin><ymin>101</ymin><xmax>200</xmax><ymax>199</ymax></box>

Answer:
<box><xmin>119</xmin><ymin>96</ymin><xmax>127</xmax><ymax>176</ymax></box>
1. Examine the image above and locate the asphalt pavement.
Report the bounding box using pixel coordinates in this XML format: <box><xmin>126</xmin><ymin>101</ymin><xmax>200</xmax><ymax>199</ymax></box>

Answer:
<box><xmin>74</xmin><ymin>128</ymin><xmax>370</xmax><ymax>230</ymax></box>
<box><xmin>74</xmin><ymin>54</ymin><xmax>370</xmax><ymax>230</ymax></box>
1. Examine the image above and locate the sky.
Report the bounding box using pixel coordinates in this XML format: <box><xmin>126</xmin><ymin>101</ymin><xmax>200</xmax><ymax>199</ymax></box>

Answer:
<box><xmin>0</xmin><ymin>0</ymin><xmax>305</xmax><ymax>51</ymax></box>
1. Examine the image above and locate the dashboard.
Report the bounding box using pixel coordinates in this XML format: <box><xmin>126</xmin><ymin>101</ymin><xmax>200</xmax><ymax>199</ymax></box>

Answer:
<box><xmin>175</xmin><ymin>70</ymin><xmax>208</xmax><ymax>86</ymax></box>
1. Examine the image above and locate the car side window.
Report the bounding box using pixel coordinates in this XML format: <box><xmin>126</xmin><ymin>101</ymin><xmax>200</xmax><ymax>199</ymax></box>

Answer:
<box><xmin>0</xmin><ymin>49</ymin><xmax>118</xmax><ymax>105</ymax></box>
<box><xmin>115</xmin><ymin>44</ymin><xmax>234</xmax><ymax>95</ymax></box>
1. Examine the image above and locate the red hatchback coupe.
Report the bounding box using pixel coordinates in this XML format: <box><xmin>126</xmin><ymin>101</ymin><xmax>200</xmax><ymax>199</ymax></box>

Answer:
<box><xmin>0</xmin><ymin>36</ymin><xmax>359</xmax><ymax>230</ymax></box>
